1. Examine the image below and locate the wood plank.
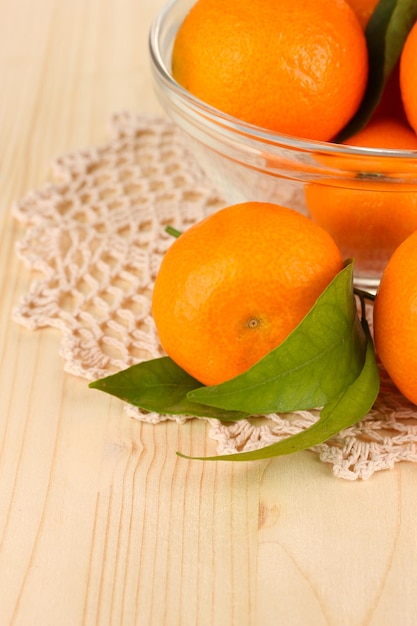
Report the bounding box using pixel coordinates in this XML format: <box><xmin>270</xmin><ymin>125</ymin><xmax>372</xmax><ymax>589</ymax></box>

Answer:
<box><xmin>0</xmin><ymin>0</ymin><xmax>416</xmax><ymax>624</ymax></box>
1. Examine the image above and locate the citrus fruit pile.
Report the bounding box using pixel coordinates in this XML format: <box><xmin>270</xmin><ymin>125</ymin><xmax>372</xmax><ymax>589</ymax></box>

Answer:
<box><xmin>150</xmin><ymin>200</ymin><xmax>417</xmax><ymax>412</ymax></box>
<box><xmin>171</xmin><ymin>0</ymin><xmax>417</xmax><ymax>278</ymax></box>
<box><xmin>90</xmin><ymin>0</ymin><xmax>417</xmax><ymax>461</ymax></box>
<box><xmin>90</xmin><ymin>200</ymin><xmax>417</xmax><ymax>460</ymax></box>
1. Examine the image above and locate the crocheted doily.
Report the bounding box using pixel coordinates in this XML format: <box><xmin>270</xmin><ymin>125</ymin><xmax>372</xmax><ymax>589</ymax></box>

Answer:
<box><xmin>12</xmin><ymin>111</ymin><xmax>417</xmax><ymax>480</ymax></box>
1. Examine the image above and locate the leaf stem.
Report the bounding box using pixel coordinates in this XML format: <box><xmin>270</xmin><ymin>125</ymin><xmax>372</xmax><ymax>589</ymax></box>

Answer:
<box><xmin>165</xmin><ymin>225</ymin><xmax>182</xmax><ymax>238</ymax></box>
<box><xmin>354</xmin><ymin>287</ymin><xmax>375</xmax><ymax>323</ymax></box>
<box><xmin>353</xmin><ymin>287</ymin><xmax>376</xmax><ymax>302</ymax></box>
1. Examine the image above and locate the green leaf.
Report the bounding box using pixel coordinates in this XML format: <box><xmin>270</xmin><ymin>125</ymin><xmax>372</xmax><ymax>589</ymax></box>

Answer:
<box><xmin>177</xmin><ymin>318</ymin><xmax>379</xmax><ymax>462</ymax></box>
<box><xmin>187</xmin><ymin>263</ymin><xmax>366</xmax><ymax>415</ymax></box>
<box><xmin>336</xmin><ymin>0</ymin><xmax>417</xmax><ymax>141</ymax></box>
<box><xmin>88</xmin><ymin>356</ymin><xmax>249</xmax><ymax>420</ymax></box>
<box><xmin>318</xmin><ymin>320</ymin><xmax>379</xmax><ymax>424</ymax></box>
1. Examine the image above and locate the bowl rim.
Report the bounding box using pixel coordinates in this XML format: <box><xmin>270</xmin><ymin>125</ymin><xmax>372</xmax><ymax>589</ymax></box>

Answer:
<box><xmin>149</xmin><ymin>0</ymin><xmax>417</xmax><ymax>160</ymax></box>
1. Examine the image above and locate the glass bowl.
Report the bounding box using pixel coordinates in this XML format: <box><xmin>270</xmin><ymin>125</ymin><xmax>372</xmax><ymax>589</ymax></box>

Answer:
<box><xmin>149</xmin><ymin>0</ymin><xmax>417</xmax><ymax>291</ymax></box>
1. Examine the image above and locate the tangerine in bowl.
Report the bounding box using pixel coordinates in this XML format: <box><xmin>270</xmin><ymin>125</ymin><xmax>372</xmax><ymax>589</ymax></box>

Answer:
<box><xmin>149</xmin><ymin>0</ymin><xmax>417</xmax><ymax>291</ymax></box>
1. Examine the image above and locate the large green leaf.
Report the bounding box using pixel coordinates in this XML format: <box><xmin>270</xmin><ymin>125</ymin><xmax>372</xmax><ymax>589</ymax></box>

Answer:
<box><xmin>177</xmin><ymin>319</ymin><xmax>379</xmax><ymax>462</ymax></box>
<box><xmin>89</xmin><ymin>356</ymin><xmax>248</xmax><ymax>420</ymax></box>
<box><xmin>187</xmin><ymin>263</ymin><xmax>366</xmax><ymax>415</ymax></box>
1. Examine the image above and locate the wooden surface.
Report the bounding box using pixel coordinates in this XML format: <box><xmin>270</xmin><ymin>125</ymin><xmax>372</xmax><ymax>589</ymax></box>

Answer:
<box><xmin>0</xmin><ymin>1</ymin><xmax>416</xmax><ymax>624</ymax></box>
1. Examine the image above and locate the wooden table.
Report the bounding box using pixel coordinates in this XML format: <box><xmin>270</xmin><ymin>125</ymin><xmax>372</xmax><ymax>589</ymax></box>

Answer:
<box><xmin>1</xmin><ymin>1</ymin><xmax>416</xmax><ymax>624</ymax></box>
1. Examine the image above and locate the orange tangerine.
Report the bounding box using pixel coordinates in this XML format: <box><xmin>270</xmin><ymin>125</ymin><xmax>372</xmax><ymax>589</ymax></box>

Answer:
<box><xmin>305</xmin><ymin>117</ymin><xmax>417</xmax><ymax>277</ymax></box>
<box><xmin>152</xmin><ymin>202</ymin><xmax>343</xmax><ymax>385</ymax></box>
<box><xmin>374</xmin><ymin>229</ymin><xmax>417</xmax><ymax>405</ymax></box>
<box><xmin>172</xmin><ymin>0</ymin><xmax>368</xmax><ymax>141</ymax></box>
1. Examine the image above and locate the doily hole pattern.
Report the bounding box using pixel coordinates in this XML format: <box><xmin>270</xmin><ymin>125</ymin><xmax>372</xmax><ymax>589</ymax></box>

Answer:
<box><xmin>12</xmin><ymin>111</ymin><xmax>417</xmax><ymax>480</ymax></box>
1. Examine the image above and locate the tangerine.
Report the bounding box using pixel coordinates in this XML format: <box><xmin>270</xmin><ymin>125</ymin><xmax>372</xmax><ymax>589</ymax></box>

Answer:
<box><xmin>305</xmin><ymin>117</ymin><xmax>417</xmax><ymax>279</ymax></box>
<box><xmin>400</xmin><ymin>19</ymin><xmax>417</xmax><ymax>134</ymax></box>
<box><xmin>172</xmin><ymin>0</ymin><xmax>368</xmax><ymax>141</ymax></box>
<box><xmin>373</xmin><ymin>229</ymin><xmax>417</xmax><ymax>405</ymax></box>
<box><xmin>152</xmin><ymin>202</ymin><xmax>343</xmax><ymax>386</ymax></box>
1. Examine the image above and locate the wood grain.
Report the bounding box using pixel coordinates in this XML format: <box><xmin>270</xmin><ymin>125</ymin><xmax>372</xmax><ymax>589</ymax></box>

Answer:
<box><xmin>0</xmin><ymin>1</ymin><xmax>416</xmax><ymax>624</ymax></box>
